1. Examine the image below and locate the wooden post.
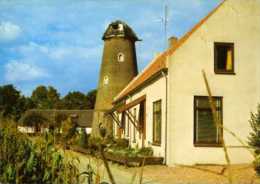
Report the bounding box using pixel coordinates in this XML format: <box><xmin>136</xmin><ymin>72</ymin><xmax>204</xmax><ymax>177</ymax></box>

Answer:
<box><xmin>202</xmin><ymin>70</ymin><xmax>233</xmax><ymax>184</ymax></box>
<box><xmin>100</xmin><ymin>144</ymin><xmax>116</xmax><ymax>184</ymax></box>
<box><xmin>125</xmin><ymin>110</ymin><xmax>139</xmax><ymax>129</ymax></box>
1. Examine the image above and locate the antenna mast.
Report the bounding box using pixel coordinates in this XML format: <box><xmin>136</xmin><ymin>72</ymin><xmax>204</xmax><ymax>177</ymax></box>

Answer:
<box><xmin>164</xmin><ymin>4</ymin><xmax>168</xmax><ymax>49</ymax></box>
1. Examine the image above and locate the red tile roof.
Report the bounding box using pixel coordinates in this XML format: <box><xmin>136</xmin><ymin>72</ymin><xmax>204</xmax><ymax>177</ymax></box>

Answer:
<box><xmin>113</xmin><ymin>0</ymin><xmax>226</xmax><ymax>103</ymax></box>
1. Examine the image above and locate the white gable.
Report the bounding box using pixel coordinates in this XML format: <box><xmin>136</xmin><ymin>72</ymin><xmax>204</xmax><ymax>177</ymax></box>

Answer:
<box><xmin>167</xmin><ymin>0</ymin><xmax>260</xmax><ymax>165</ymax></box>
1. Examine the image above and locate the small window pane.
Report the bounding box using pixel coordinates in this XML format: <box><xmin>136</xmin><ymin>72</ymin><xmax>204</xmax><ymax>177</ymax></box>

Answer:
<box><xmin>196</xmin><ymin>97</ymin><xmax>221</xmax><ymax>109</ymax></box>
<box><xmin>197</xmin><ymin>98</ymin><xmax>210</xmax><ymax>108</ymax></box>
<box><xmin>197</xmin><ymin>110</ymin><xmax>217</xmax><ymax>143</ymax></box>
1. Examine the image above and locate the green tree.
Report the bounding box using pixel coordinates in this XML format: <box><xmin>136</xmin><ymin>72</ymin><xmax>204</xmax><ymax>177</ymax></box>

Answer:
<box><xmin>24</xmin><ymin>97</ymin><xmax>36</xmax><ymax>110</ymax></box>
<box><xmin>31</xmin><ymin>85</ymin><xmax>60</xmax><ymax>109</ymax></box>
<box><xmin>12</xmin><ymin>96</ymin><xmax>28</xmax><ymax>121</ymax></box>
<box><xmin>0</xmin><ymin>84</ymin><xmax>20</xmax><ymax>119</ymax></box>
<box><xmin>86</xmin><ymin>89</ymin><xmax>97</xmax><ymax>109</ymax></box>
<box><xmin>249</xmin><ymin>104</ymin><xmax>260</xmax><ymax>174</ymax></box>
<box><xmin>31</xmin><ymin>85</ymin><xmax>48</xmax><ymax>109</ymax></box>
<box><xmin>47</xmin><ymin>86</ymin><xmax>60</xmax><ymax>108</ymax></box>
<box><xmin>62</xmin><ymin>91</ymin><xmax>88</xmax><ymax>109</ymax></box>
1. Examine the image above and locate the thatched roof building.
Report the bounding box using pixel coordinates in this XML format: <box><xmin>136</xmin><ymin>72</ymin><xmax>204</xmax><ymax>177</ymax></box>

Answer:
<box><xmin>21</xmin><ymin>109</ymin><xmax>93</xmax><ymax>128</ymax></box>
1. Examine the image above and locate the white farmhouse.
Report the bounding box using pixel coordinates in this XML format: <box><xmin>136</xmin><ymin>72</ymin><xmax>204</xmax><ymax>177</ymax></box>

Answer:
<box><xmin>110</xmin><ymin>0</ymin><xmax>260</xmax><ymax>166</ymax></box>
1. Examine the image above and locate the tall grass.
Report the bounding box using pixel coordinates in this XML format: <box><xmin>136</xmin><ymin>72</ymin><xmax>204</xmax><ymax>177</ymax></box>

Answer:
<box><xmin>0</xmin><ymin>119</ymin><xmax>80</xmax><ymax>184</ymax></box>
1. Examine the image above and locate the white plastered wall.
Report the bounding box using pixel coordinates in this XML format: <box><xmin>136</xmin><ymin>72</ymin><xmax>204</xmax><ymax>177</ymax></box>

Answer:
<box><xmin>114</xmin><ymin>74</ymin><xmax>167</xmax><ymax>158</ymax></box>
<box><xmin>167</xmin><ymin>0</ymin><xmax>260</xmax><ymax>165</ymax></box>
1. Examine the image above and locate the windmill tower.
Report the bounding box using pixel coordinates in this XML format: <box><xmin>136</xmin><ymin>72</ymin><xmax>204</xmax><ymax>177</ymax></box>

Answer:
<box><xmin>92</xmin><ymin>20</ymin><xmax>140</xmax><ymax>137</ymax></box>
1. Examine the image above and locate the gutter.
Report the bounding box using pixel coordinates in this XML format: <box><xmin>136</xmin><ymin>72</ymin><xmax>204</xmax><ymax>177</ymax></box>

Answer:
<box><xmin>161</xmin><ymin>70</ymin><xmax>168</xmax><ymax>165</ymax></box>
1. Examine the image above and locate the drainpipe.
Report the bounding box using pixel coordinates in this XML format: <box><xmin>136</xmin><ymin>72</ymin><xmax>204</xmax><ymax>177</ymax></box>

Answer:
<box><xmin>161</xmin><ymin>70</ymin><xmax>168</xmax><ymax>165</ymax></box>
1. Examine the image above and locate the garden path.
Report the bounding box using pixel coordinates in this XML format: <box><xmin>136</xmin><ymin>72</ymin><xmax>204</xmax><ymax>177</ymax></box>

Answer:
<box><xmin>67</xmin><ymin>150</ymin><xmax>260</xmax><ymax>184</ymax></box>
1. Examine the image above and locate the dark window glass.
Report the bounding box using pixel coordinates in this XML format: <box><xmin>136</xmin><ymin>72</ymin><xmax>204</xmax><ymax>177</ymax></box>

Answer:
<box><xmin>121</xmin><ymin>111</ymin><xmax>125</xmax><ymax>131</ymax></box>
<box><xmin>214</xmin><ymin>42</ymin><xmax>234</xmax><ymax>74</ymax></box>
<box><xmin>133</xmin><ymin>108</ymin><xmax>136</xmax><ymax>143</ymax></box>
<box><xmin>153</xmin><ymin>100</ymin><xmax>162</xmax><ymax>145</ymax></box>
<box><xmin>194</xmin><ymin>96</ymin><xmax>223</xmax><ymax>146</ymax></box>
<box><xmin>126</xmin><ymin>116</ymin><xmax>130</xmax><ymax>137</ymax></box>
<box><xmin>138</xmin><ymin>101</ymin><xmax>145</xmax><ymax>139</ymax></box>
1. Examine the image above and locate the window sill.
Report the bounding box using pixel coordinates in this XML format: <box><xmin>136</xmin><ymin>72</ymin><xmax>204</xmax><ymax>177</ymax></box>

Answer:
<box><xmin>214</xmin><ymin>71</ymin><xmax>236</xmax><ymax>75</ymax></box>
<box><xmin>152</xmin><ymin>142</ymin><xmax>161</xmax><ymax>147</ymax></box>
<box><xmin>194</xmin><ymin>143</ymin><xmax>223</xmax><ymax>147</ymax></box>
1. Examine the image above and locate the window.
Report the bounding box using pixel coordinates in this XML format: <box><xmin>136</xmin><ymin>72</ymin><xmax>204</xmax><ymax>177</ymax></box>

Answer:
<box><xmin>214</xmin><ymin>42</ymin><xmax>234</xmax><ymax>74</ymax></box>
<box><xmin>133</xmin><ymin>108</ymin><xmax>136</xmax><ymax>143</ymax></box>
<box><xmin>126</xmin><ymin>116</ymin><xmax>130</xmax><ymax>137</ymax></box>
<box><xmin>138</xmin><ymin>100</ymin><xmax>145</xmax><ymax>138</ymax></box>
<box><xmin>153</xmin><ymin>100</ymin><xmax>162</xmax><ymax>145</ymax></box>
<box><xmin>194</xmin><ymin>96</ymin><xmax>223</xmax><ymax>147</ymax></box>
<box><xmin>117</xmin><ymin>53</ymin><xmax>125</xmax><ymax>62</ymax></box>
<box><xmin>118</xmin><ymin>23</ymin><xmax>123</xmax><ymax>31</ymax></box>
<box><xmin>121</xmin><ymin>111</ymin><xmax>125</xmax><ymax>132</ymax></box>
<box><xmin>103</xmin><ymin>76</ymin><xmax>109</xmax><ymax>85</ymax></box>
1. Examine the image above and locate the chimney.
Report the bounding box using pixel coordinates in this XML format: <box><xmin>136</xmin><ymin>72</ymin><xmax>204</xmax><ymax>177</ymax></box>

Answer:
<box><xmin>168</xmin><ymin>36</ymin><xmax>178</xmax><ymax>48</ymax></box>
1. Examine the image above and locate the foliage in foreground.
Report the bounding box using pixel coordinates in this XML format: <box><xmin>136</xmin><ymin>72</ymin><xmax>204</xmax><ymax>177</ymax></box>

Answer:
<box><xmin>0</xmin><ymin>122</ymin><xmax>79</xmax><ymax>184</ymax></box>
<box><xmin>249</xmin><ymin>104</ymin><xmax>260</xmax><ymax>175</ymax></box>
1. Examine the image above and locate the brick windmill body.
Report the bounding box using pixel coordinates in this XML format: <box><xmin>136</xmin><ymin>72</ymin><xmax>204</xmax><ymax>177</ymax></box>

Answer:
<box><xmin>92</xmin><ymin>20</ymin><xmax>140</xmax><ymax>137</ymax></box>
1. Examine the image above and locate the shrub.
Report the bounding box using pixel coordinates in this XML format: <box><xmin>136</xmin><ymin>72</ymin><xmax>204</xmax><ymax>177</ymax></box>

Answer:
<box><xmin>106</xmin><ymin>146</ymin><xmax>153</xmax><ymax>158</ymax></box>
<box><xmin>113</xmin><ymin>138</ymin><xmax>129</xmax><ymax>148</ymax></box>
<box><xmin>61</xmin><ymin>118</ymin><xmax>77</xmax><ymax>146</ymax></box>
<box><xmin>78</xmin><ymin>128</ymin><xmax>88</xmax><ymax>148</ymax></box>
<box><xmin>137</xmin><ymin>147</ymin><xmax>153</xmax><ymax>157</ymax></box>
<box><xmin>249</xmin><ymin>104</ymin><xmax>260</xmax><ymax>175</ymax></box>
<box><xmin>88</xmin><ymin>136</ymin><xmax>102</xmax><ymax>152</ymax></box>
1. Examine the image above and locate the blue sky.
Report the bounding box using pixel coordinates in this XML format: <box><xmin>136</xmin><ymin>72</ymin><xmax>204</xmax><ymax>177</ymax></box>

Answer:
<box><xmin>0</xmin><ymin>0</ymin><xmax>221</xmax><ymax>96</ymax></box>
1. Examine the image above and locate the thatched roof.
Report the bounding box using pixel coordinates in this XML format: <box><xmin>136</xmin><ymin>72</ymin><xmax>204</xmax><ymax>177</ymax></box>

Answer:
<box><xmin>21</xmin><ymin>109</ymin><xmax>93</xmax><ymax>128</ymax></box>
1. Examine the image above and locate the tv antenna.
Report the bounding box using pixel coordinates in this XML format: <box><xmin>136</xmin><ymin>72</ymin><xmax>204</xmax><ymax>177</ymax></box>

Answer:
<box><xmin>163</xmin><ymin>5</ymin><xmax>169</xmax><ymax>49</ymax></box>
<box><xmin>155</xmin><ymin>4</ymin><xmax>169</xmax><ymax>49</ymax></box>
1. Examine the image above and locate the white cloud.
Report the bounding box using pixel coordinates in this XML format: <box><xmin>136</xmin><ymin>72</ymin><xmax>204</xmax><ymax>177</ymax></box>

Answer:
<box><xmin>48</xmin><ymin>45</ymin><xmax>102</xmax><ymax>61</ymax></box>
<box><xmin>4</xmin><ymin>60</ymin><xmax>48</xmax><ymax>82</ymax></box>
<box><xmin>15</xmin><ymin>41</ymin><xmax>102</xmax><ymax>62</ymax></box>
<box><xmin>0</xmin><ymin>21</ymin><xmax>22</xmax><ymax>42</ymax></box>
<box><xmin>18</xmin><ymin>42</ymin><xmax>49</xmax><ymax>55</ymax></box>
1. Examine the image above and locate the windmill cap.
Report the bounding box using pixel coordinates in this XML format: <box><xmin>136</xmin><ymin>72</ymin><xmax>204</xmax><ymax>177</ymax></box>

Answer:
<box><xmin>102</xmin><ymin>20</ymin><xmax>141</xmax><ymax>41</ymax></box>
